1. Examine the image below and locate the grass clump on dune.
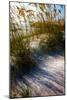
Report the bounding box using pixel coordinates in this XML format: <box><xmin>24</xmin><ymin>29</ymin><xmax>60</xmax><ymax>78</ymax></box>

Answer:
<box><xmin>10</xmin><ymin>33</ymin><xmax>37</xmax><ymax>77</ymax></box>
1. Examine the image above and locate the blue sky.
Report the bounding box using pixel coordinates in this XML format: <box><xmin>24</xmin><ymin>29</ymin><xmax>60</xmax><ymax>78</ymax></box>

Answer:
<box><xmin>56</xmin><ymin>5</ymin><xmax>65</xmax><ymax>19</ymax></box>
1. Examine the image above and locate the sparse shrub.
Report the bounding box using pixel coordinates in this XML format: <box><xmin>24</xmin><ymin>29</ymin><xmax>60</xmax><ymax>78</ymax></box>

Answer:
<box><xmin>10</xmin><ymin>84</ymin><xmax>32</xmax><ymax>98</ymax></box>
<box><xmin>39</xmin><ymin>33</ymin><xmax>64</xmax><ymax>53</ymax></box>
<box><xmin>21</xmin><ymin>86</ymin><xmax>32</xmax><ymax>97</ymax></box>
<box><xmin>39</xmin><ymin>39</ymin><xmax>48</xmax><ymax>53</ymax></box>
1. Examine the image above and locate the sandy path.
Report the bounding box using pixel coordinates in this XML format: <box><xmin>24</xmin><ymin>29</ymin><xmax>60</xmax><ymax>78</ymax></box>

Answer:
<box><xmin>17</xmin><ymin>54</ymin><xmax>65</xmax><ymax>97</ymax></box>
